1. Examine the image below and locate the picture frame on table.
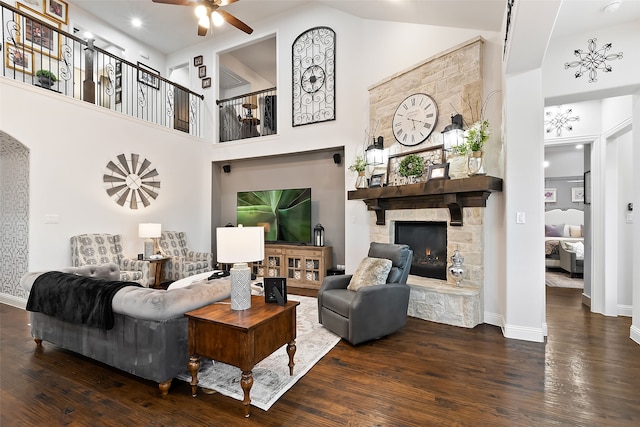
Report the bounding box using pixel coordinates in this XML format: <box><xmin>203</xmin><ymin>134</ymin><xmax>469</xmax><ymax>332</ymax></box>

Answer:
<box><xmin>544</xmin><ymin>188</ymin><xmax>557</xmax><ymax>203</ymax></box>
<box><xmin>198</xmin><ymin>65</ymin><xmax>207</xmax><ymax>78</ymax></box>
<box><xmin>427</xmin><ymin>163</ymin><xmax>450</xmax><ymax>181</ymax></box>
<box><xmin>193</xmin><ymin>55</ymin><xmax>203</xmax><ymax>67</ymax></box>
<box><xmin>369</xmin><ymin>173</ymin><xmax>385</xmax><ymax>188</ymax></box>
<box><xmin>386</xmin><ymin>145</ymin><xmax>444</xmax><ymax>186</ymax></box>
<box><xmin>44</xmin><ymin>0</ymin><xmax>68</xmax><ymax>25</ymax></box>
<box><xmin>137</xmin><ymin>62</ymin><xmax>160</xmax><ymax>90</ymax></box>
<box><xmin>571</xmin><ymin>187</ymin><xmax>584</xmax><ymax>203</ymax></box>
<box><xmin>202</xmin><ymin>77</ymin><xmax>212</xmax><ymax>88</ymax></box>
<box><xmin>17</xmin><ymin>3</ymin><xmax>62</xmax><ymax>59</ymax></box>
<box><xmin>584</xmin><ymin>171</ymin><xmax>591</xmax><ymax>205</ymax></box>
<box><xmin>5</xmin><ymin>43</ymin><xmax>35</xmax><ymax>75</ymax></box>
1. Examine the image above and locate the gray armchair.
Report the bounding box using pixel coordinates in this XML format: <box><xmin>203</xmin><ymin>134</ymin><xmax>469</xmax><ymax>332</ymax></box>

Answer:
<box><xmin>559</xmin><ymin>240</ymin><xmax>584</xmax><ymax>277</ymax></box>
<box><xmin>318</xmin><ymin>242</ymin><xmax>413</xmax><ymax>345</ymax></box>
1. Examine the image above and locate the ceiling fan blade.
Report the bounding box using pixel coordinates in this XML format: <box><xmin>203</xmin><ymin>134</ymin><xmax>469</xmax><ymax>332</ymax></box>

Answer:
<box><xmin>217</xmin><ymin>9</ymin><xmax>253</xmax><ymax>34</ymax></box>
<box><xmin>151</xmin><ymin>0</ymin><xmax>194</xmax><ymax>5</ymax></box>
<box><xmin>219</xmin><ymin>0</ymin><xmax>239</xmax><ymax>5</ymax></box>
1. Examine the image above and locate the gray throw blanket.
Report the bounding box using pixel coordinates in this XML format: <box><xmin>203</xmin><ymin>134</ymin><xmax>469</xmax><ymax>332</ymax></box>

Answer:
<box><xmin>26</xmin><ymin>271</ymin><xmax>141</xmax><ymax>330</ymax></box>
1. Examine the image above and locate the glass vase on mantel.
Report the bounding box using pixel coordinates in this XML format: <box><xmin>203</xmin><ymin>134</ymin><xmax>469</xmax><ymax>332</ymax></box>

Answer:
<box><xmin>467</xmin><ymin>151</ymin><xmax>485</xmax><ymax>176</ymax></box>
<box><xmin>355</xmin><ymin>171</ymin><xmax>368</xmax><ymax>189</ymax></box>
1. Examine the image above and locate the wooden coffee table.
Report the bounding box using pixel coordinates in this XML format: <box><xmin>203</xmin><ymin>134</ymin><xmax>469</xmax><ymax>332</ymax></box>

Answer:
<box><xmin>185</xmin><ymin>295</ymin><xmax>299</xmax><ymax>417</ymax></box>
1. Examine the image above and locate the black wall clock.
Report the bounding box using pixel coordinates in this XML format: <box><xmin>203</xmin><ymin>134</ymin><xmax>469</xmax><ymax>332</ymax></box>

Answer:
<box><xmin>392</xmin><ymin>93</ymin><xmax>438</xmax><ymax>146</ymax></box>
<box><xmin>292</xmin><ymin>26</ymin><xmax>336</xmax><ymax>127</ymax></box>
<box><xmin>103</xmin><ymin>153</ymin><xmax>160</xmax><ymax>209</ymax></box>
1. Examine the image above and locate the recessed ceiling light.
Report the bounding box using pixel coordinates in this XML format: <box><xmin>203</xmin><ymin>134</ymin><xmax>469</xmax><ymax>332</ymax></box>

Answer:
<box><xmin>602</xmin><ymin>1</ymin><xmax>622</xmax><ymax>14</ymax></box>
<box><xmin>131</xmin><ymin>18</ymin><xmax>142</xmax><ymax>28</ymax></box>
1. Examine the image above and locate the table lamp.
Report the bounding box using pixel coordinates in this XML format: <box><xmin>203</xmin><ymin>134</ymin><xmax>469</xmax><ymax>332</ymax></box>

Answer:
<box><xmin>216</xmin><ymin>225</ymin><xmax>265</xmax><ymax>310</ymax></box>
<box><xmin>139</xmin><ymin>223</ymin><xmax>161</xmax><ymax>259</ymax></box>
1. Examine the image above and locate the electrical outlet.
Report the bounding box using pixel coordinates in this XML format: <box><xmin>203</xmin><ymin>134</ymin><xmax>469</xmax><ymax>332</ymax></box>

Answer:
<box><xmin>44</xmin><ymin>214</ymin><xmax>59</xmax><ymax>224</ymax></box>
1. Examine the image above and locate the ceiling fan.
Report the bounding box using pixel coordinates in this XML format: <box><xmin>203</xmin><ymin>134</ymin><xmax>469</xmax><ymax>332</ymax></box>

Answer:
<box><xmin>151</xmin><ymin>0</ymin><xmax>253</xmax><ymax>37</ymax></box>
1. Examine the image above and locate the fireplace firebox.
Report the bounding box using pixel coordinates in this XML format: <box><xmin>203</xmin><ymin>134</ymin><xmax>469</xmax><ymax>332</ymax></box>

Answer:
<box><xmin>395</xmin><ymin>221</ymin><xmax>447</xmax><ymax>280</ymax></box>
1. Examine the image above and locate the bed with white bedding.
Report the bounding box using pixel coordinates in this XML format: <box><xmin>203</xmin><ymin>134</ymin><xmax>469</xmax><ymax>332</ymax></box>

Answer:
<box><xmin>545</xmin><ymin>208</ymin><xmax>584</xmax><ymax>268</ymax></box>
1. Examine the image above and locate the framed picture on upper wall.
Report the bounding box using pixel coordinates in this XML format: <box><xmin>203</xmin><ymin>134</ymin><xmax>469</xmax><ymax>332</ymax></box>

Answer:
<box><xmin>5</xmin><ymin>43</ymin><xmax>35</xmax><ymax>75</ymax></box>
<box><xmin>137</xmin><ymin>62</ymin><xmax>160</xmax><ymax>90</ymax></box>
<box><xmin>544</xmin><ymin>188</ymin><xmax>557</xmax><ymax>203</ymax></box>
<box><xmin>17</xmin><ymin>3</ymin><xmax>62</xmax><ymax>59</ymax></box>
<box><xmin>44</xmin><ymin>0</ymin><xmax>68</xmax><ymax>24</ymax></box>
<box><xmin>198</xmin><ymin>65</ymin><xmax>207</xmax><ymax>78</ymax></box>
<box><xmin>193</xmin><ymin>55</ymin><xmax>203</xmax><ymax>67</ymax></box>
<box><xmin>202</xmin><ymin>77</ymin><xmax>211</xmax><ymax>88</ymax></box>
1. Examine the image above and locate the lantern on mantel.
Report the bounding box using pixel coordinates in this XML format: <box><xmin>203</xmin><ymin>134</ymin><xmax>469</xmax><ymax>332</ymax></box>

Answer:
<box><xmin>366</xmin><ymin>136</ymin><xmax>385</xmax><ymax>167</ymax></box>
<box><xmin>442</xmin><ymin>114</ymin><xmax>464</xmax><ymax>156</ymax></box>
<box><xmin>314</xmin><ymin>223</ymin><xmax>325</xmax><ymax>247</ymax></box>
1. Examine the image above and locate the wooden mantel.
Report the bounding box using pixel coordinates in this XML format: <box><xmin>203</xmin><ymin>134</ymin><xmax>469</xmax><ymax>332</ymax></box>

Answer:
<box><xmin>348</xmin><ymin>175</ymin><xmax>503</xmax><ymax>226</ymax></box>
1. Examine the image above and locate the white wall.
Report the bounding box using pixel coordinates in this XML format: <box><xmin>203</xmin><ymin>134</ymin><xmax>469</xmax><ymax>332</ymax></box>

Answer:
<box><xmin>0</xmin><ymin>79</ymin><xmax>212</xmax><ymax>272</ymax></box>
<box><xmin>616</xmin><ymin>131</ymin><xmax>633</xmax><ymax>313</ymax></box>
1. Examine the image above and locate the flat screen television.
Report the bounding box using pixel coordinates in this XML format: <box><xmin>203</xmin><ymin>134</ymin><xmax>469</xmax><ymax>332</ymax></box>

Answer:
<box><xmin>237</xmin><ymin>188</ymin><xmax>312</xmax><ymax>244</ymax></box>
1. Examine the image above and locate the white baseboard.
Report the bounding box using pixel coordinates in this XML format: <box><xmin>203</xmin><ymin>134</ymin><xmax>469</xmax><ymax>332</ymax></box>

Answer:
<box><xmin>0</xmin><ymin>293</ymin><xmax>27</xmax><ymax>309</ymax></box>
<box><xmin>483</xmin><ymin>311</ymin><xmax>502</xmax><ymax>327</ymax></box>
<box><xmin>503</xmin><ymin>322</ymin><xmax>545</xmax><ymax>342</ymax></box>
<box><xmin>630</xmin><ymin>325</ymin><xmax>640</xmax><ymax>345</ymax></box>
<box><xmin>617</xmin><ymin>304</ymin><xmax>632</xmax><ymax>317</ymax></box>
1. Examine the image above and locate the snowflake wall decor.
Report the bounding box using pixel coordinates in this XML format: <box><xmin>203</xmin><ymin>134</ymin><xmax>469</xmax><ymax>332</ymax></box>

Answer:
<box><xmin>564</xmin><ymin>38</ymin><xmax>623</xmax><ymax>83</ymax></box>
<box><xmin>545</xmin><ymin>106</ymin><xmax>580</xmax><ymax>137</ymax></box>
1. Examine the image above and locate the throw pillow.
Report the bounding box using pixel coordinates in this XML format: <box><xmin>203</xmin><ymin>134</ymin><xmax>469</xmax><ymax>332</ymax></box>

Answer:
<box><xmin>545</xmin><ymin>223</ymin><xmax>565</xmax><ymax>237</ymax></box>
<box><xmin>569</xmin><ymin>225</ymin><xmax>582</xmax><ymax>238</ymax></box>
<box><xmin>347</xmin><ymin>257</ymin><xmax>393</xmax><ymax>291</ymax></box>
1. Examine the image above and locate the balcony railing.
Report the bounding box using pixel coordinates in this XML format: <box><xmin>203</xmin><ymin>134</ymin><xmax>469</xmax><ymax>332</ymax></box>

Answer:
<box><xmin>0</xmin><ymin>1</ymin><xmax>204</xmax><ymax>136</ymax></box>
<box><xmin>217</xmin><ymin>87</ymin><xmax>277</xmax><ymax>142</ymax></box>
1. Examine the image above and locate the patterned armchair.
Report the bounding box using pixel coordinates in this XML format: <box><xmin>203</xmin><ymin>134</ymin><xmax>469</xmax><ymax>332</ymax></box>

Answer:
<box><xmin>70</xmin><ymin>234</ymin><xmax>151</xmax><ymax>287</ymax></box>
<box><xmin>158</xmin><ymin>231</ymin><xmax>214</xmax><ymax>281</ymax></box>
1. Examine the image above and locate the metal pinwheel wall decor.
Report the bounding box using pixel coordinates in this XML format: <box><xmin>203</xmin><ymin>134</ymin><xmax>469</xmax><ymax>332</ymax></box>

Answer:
<box><xmin>292</xmin><ymin>26</ymin><xmax>336</xmax><ymax>127</ymax></box>
<box><xmin>103</xmin><ymin>153</ymin><xmax>160</xmax><ymax>209</ymax></box>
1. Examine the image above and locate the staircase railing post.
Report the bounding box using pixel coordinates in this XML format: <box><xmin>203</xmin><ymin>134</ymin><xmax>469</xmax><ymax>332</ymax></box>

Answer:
<box><xmin>83</xmin><ymin>39</ymin><xmax>96</xmax><ymax>104</ymax></box>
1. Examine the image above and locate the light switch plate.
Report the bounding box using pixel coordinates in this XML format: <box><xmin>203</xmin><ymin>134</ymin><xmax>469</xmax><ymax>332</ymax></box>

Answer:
<box><xmin>516</xmin><ymin>212</ymin><xmax>525</xmax><ymax>224</ymax></box>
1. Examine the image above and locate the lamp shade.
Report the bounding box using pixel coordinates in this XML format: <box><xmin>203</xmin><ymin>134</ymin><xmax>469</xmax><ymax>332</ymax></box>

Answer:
<box><xmin>216</xmin><ymin>226</ymin><xmax>265</xmax><ymax>263</ymax></box>
<box><xmin>139</xmin><ymin>223</ymin><xmax>161</xmax><ymax>238</ymax></box>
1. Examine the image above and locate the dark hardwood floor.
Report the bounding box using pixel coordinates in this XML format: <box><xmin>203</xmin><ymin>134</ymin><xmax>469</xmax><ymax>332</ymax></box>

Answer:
<box><xmin>2</xmin><ymin>287</ymin><xmax>639</xmax><ymax>426</ymax></box>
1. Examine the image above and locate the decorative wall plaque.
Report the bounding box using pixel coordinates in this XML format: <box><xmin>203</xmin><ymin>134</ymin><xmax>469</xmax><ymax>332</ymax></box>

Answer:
<box><xmin>292</xmin><ymin>26</ymin><xmax>335</xmax><ymax>127</ymax></box>
<box><xmin>103</xmin><ymin>153</ymin><xmax>160</xmax><ymax>209</ymax></box>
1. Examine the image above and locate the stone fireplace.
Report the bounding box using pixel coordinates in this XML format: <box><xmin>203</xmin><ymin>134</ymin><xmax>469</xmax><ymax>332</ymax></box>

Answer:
<box><xmin>348</xmin><ymin>176</ymin><xmax>502</xmax><ymax>328</ymax></box>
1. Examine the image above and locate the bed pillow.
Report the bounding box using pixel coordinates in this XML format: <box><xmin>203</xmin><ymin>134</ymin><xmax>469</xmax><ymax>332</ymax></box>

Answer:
<box><xmin>561</xmin><ymin>241</ymin><xmax>584</xmax><ymax>259</ymax></box>
<box><xmin>545</xmin><ymin>223</ymin><xmax>565</xmax><ymax>237</ymax></box>
<box><xmin>347</xmin><ymin>257</ymin><xmax>393</xmax><ymax>291</ymax></box>
<box><xmin>568</xmin><ymin>225</ymin><xmax>582</xmax><ymax>238</ymax></box>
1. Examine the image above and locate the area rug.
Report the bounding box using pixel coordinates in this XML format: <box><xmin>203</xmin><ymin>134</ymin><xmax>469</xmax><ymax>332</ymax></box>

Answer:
<box><xmin>545</xmin><ymin>270</ymin><xmax>584</xmax><ymax>289</ymax></box>
<box><xmin>177</xmin><ymin>295</ymin><xmax>340</xmax><ymax>411</ymax></box>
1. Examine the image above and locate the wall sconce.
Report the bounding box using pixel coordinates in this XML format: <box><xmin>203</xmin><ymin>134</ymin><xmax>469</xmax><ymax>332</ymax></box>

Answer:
<box><xmin>366</xmin><ymin>136</ymin><xmax>385</xmax><ymax>167</ymax></box>
<box><xmin>314</xmin><ymin>223</ymin><xmax>325</xmax><ymax>247</ymax></box>
<box><xmin>138</xmin><ymin>223</ymin><xmax>161</xmax><ymax>259</ymax></box>
<box><xmin>442</xmin><ymin>114</ymin><xmax>464</xmax><ymax>155</ymax></box>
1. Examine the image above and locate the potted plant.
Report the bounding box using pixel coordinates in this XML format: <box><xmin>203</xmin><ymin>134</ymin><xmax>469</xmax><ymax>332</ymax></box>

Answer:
<box><xmin>349</xmin><ymin>156</ymin><xmax>368</xmax><ymax>189</ymax></box>
<box><xmin>36</xmin><ymin>69</ymin><xmax>57</xmax><ymax>87</ymax></box>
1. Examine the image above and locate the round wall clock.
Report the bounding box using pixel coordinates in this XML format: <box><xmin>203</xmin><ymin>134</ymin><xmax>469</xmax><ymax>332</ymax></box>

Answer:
<box><xmin>103</xmin><ymin>153</ymin><xmax>160</xmax><ymax>209</ymax></box>
<box><xmin>392</xmin><ymin>93</ymin><xmax>438</xmax><ymax>146</ymax></box>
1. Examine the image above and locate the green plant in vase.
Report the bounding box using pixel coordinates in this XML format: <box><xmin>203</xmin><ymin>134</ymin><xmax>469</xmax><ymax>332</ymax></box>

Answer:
<box><xmin>349</xmin><ymin>156</ymin><xmax>368</xmax><ymax>189</ymax></box>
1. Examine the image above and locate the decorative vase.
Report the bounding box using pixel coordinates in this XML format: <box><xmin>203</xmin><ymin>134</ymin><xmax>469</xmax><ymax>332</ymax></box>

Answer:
<box><xmin>448</xmin><ymin>249</ymin><xmax>465</xmax><ymax>287</ymax></box>
<box><xmin>447</xmin><ymin>154</ymin><xmax>468</xmax><ymax>179</ymax></box>
<box><xmin>467</xmin><ymin>151</ymin><xmax>485</xmax><ymax>176</ymax></box>
<box><xmin>355</xmin><ymin>171</ymin><xmax>368</xmax><ymax>189</ymax></box>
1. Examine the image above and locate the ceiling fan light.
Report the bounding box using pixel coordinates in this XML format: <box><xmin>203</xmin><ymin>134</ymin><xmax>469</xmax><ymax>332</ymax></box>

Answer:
<box><xmin>198</xmin><ymin>15</ymin><xmax>210</xmax><ymax>29</ymax></box>
<box><xmin>211</xmin><ymin>10</ymin><xmax>224</xmax><ymax>27</ymax></box>
<box><xmin>194</xmin><ymin>5</ymin><xmax>208</xmax><ymax>18</ymax></box>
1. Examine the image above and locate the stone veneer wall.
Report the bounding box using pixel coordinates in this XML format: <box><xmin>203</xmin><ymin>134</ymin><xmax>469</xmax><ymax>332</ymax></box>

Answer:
<box><xmin>368</xmin><ymin>37</ymin><xmax>484</xmax><ymax>158</ymax></box>
<box><xmin>369</xmin><ymin>207</ymin><xmax>484</xmax><ymax>328</ymax></box>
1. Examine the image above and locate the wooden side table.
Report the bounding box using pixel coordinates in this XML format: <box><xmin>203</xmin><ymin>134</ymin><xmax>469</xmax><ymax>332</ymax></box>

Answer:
<box><xmin>186</xmin><ymin>296</ymin><xmax>299</xmax><ymax>417</ymax></box>
<box><xmin>145</xmin><ymin>257</ymin><xmax>169</xmax><ymax>288</ymax></box>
